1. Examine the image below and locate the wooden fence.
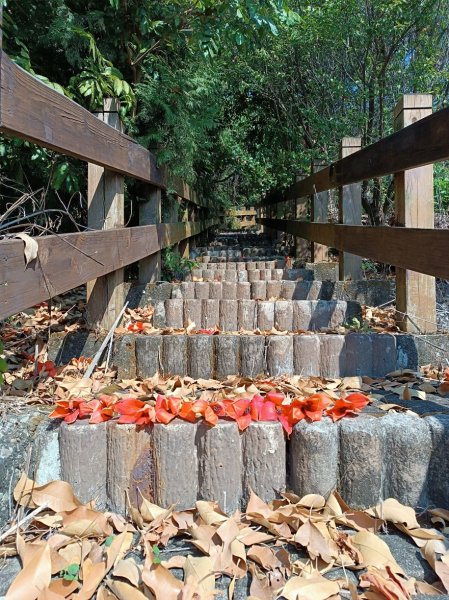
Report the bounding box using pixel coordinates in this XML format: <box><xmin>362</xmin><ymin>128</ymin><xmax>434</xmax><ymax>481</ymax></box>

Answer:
<box><xmin>257</xmin><ymin>95</ymin><xmax>449</xmax><ymax>333</ymax></box>
<box><xmin>0</xmin><ymin>43</ymin><xmax>218</xmax><ymax>328</ymax></box>
<box><xmin>221</xmin><ymin>207</ymin><xmax>257</xmax><ymax>229</ymax></box>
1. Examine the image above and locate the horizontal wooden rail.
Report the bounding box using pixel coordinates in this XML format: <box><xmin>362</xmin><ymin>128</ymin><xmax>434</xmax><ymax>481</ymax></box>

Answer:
<box><xmin>0</xmin><ymin>219</ymin><xmax>218</xmax><ymax>320</ymax></box>
<box><xmin>260</xmin><ymin>105</ymin><xmax>449</xmax><ymax>205</ymax></box>
<box><xmin>257</xmin><ymin>218</ymin><xmax>449</xmax><ymax>280</ymax></box>
<box><xmin>0</xmin><ymin>50</ymin><xmax>206</xmax><ymax>207</ymax></box>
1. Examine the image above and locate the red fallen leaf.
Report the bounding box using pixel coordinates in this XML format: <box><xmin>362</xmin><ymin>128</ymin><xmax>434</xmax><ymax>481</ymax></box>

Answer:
<box><xmin>226</xmin><ymin>398</ymin><xmax>253</xmax><ymax>431</ymax></box>
<box><xmin>85</xmin><ymin>395</ymin><xmax>116</xmax><ymax>424</ymax></box>
<box><xmin>265</xmin><ymin>391</ymin><xmax>285</xmax><ymax>404</ymax></box>
<box><xmin>128</xmin><ymin>321</ymin><xmax>145</xmax><ymax>332</ymax></box>
<box><xmin>49</xmin><ymin>398</ymin><xmax>90</xmax><ymax>424</ymax></box>
<box><xmin>345</xmin><ymin>392</ymin><xmax>370</xmax><ymax>410</ymax></box>
<box><xmin>327</xmin><ymin>398</ymin><xmax>361</xmax><ymax>422</ymax></box>
<box><xmin>296</xmin><ymin>393</ymin><xmax>332</xmax><ymax>422</ymax></box>
<box><xmin>37</xmin><ymin>360</ymin><xmax>58</xmax><ymax>378</ymax></box>
<box><xmin>444</xmin><ymin>367</ymin><xmax>449</xmax><ymax>381</ymax></box>
<box><xmin>178</xmin><ymin>399</ymin><xmax>209</xmax><ymax>423</ymax></box>
<box><xmin>277</xmin><ymin>403</ymin><xmax>303</xmax><ymax>436</ymax></box>
<box><xmin>155</xmin><ymin>395</ymin><xmax>176</xmax><ymax>424</ymax></box>
<box><xmin>197</xmin><ymin>329</ymin><xmax>218</xmax><ymax>335</ymax></box>
<box><xmin>268</xmin><ymin>395</ymin><xmax>305</xmax><ymax>435</ymax></box>
<box><xmin>115</xmin><ymin>398</ymin><xmax>156</xmax><ymax>425</ymax></box>
<box><xmin>203</xmin><ymin>400</ymin><xmax>229</xmax><ymax>426</ymax></box>
<box><xmin>251</xmin><ymin>394</ymin><xmax>277</xmax><ymax>422</ymax></box>
<box><xmin>167</xmin><ymin>396</ymin><xmax>183</xmax><ymax>415</ymax></box>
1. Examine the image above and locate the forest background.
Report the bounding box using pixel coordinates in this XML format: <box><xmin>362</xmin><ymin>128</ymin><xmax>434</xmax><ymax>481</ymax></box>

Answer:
<box><xmin>1</xmin><ymin>0</ymin><xmax>449</xmax><ymax>229</ymax></box>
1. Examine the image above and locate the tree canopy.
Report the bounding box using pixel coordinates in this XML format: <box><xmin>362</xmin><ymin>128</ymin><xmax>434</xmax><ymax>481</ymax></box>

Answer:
<box><xmin>1</xmin><ymin>0</ymin><xmax>449</xmax><ymax>223</ymax></box>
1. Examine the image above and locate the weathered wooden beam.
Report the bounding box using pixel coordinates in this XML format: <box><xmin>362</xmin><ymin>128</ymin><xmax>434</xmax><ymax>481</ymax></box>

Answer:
<box><xmin>339</xmin><ymin>137</ymin><xmax>362</xmax><ymax>280</ymax></box>
<box><xmin>0</xmin><ymin>220</ymin><xmax>218</xmax><ymax>321</ymax></box>
<box><xmin>394</xmin><ymin>95</ymin><xmax>436</xmax><ymax>333</ymax></box>
<box><xmin>139</xmin><ymin>187</ymin><xmax>162</xmax><ymax>283</ymax></box>
<box><xmin>0</xmin><ymin>50</ymin><xmax>163</xmax><ymax>185</ymax></box>
<box><xmin>86</xmin><ymin>98</ymin><xmax>125</xmax><ymax>330</ymax></box>
<box><xmin>256</xmin><ymin>218</ymin><xmax>449</xmax><ymax>280</ymax></box>
<box><xmin>260</xmin><ymin>104</ymin><xmax>449</xmax><ymax>206</ymax></box>
<box><xmin>311</xmin><ymin>162</ymin><xmax>330</xmax><ymax>263</ymax></box>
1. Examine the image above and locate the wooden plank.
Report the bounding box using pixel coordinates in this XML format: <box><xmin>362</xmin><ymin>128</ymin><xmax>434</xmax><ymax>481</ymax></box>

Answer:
<box><xmin>0</xmin><ymin>51</ymin><xmax>164</xmax><ymax>186</ymax></box>
<box><xmin>0</xmin><ymin>220</ymin><xmax>218</xmax><ymax>320</ymax></box>
<box><xmin>256</xmin><ymin>218</ymin><xmax>449</xmax><ymax>280</ymax></box>
<box><xmin>0</xmin><ymin>49</ymin><xmax>206</xmax><ymax>204</ymax></box>
<box><xmin>394</xmin><ymin>95</ymin><xmax>436</xmax><ymax>333</ymax></box>
<box><xmin>139</xmin><ymin>187</ymin><xmax>162</xmax><ymax>283</ymax></box>
<box><xmin>260</xmin><ymin>104</ymin><xmax>449</xmax><ymax>205</ymax></box>
<box><xmin>178</xmin><ymin>203</ymin><xmax>190</xmax><ymax>259</ymax></box>
<box><xmin>86</xmin><ymin>98</ymin><xmax>125</xmax><ymax>330</ymax></box>
<box><xmin>311</xmin><ymin>162</ymin><xmax>330</xmax><ymax>263</ymax></box>
<box><xmin>339</xmin><ymin>137</ymin><xmax>362</xmax><ymax>280</ymax></box>
<box><xmin>295</xmin><ymin>194</ymin><xmax>309</xmax><ymax>262</ymax></box>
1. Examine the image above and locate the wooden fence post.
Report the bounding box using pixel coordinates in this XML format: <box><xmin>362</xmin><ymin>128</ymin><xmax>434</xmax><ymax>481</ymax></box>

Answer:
<box><xmin>311</xmin><ymin>161</ymin><xmax>330</xmax><ymax>263</ymax></box>
<box><xmin>179</xmin><ymin>202</ymin><xmax>190</xmax><ymax>259</ymax></box>
<box><xmin>87</xmin><ymin>98</ymin><xmax>124</xmax><ymax>330</ymax></box>
<box><xmin>394</xmin><ymin>95</ymin><xmax>436</xmax><ymax>333</ymax></box>
<box><xmin>339</xmin><ymin>137</ymin><xmax>362</xmax><ymax>280</ymax></box>
<box><xmin>139</xmin><ymin>186</ymin><xmax>162</xmax><ymax>283</ymax></box>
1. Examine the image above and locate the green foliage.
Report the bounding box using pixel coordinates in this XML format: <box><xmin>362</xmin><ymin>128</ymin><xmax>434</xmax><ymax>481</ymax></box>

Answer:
<box><xmin>0</xmin><ymin>341</ymin><xmax>7</xmax><ymax>386</ymax></box>
<box><xmin>59</xmin><ymin>564</ymin><xmax>80</xmax><ymax>582</ymax></box>
<box><xmin>162</xmin><ymin>246</ymin><xmax>198</xmax><ymax>281</ymax></box>
<box><xmin>152</xmin><ymin>545</ymin><xmax>162</xmax><ymax>564</ymax></box>
<box><xmin>2</xmin><ymin>0</ymin><xmax>449</xmax><ymax>225</ymax></box>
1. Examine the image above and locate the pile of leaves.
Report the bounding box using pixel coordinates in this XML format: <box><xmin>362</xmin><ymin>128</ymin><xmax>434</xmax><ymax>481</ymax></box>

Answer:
<box><xmin>3</xmin><ymin>476</ymin><xmax>449</xmax><ymax>599</ymax></box>
<box><xmin>49</xmin><ymin>389</ymin><xmax>370</xmax><ymax>435</ymax></box>
<box><xmin>362</xmin><ymin>306</ymin><xmax>400</xmax><ymax>333</ymax></box>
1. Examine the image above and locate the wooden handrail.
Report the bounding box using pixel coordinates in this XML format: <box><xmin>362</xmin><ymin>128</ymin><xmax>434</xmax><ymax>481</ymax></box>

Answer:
<box><xmin>260</xmin><ymin>105</ymin><xmax>449</xmax><ymax>205</ymax></box>
<box><xmin>0</xmin><ymin>50</ymin><xmax>206</xmax><ymax>207</ymax></box>
<box><xmin>257</xmin><ymin>218</ymin><xmax>449</xmax><ymax>280</ymax></box>
<box><xmin>0</xmin><ymin>219</ymin><xmax>218</xmax><ymax>320</ymax></box>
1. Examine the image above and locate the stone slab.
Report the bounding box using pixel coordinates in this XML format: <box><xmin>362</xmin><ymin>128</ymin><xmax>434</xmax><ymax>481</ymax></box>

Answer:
<box><xmin>188</xmin><ymin>335</ymin><xmax>214</xmax><ymax>379</ymax></box>
<box><xmin>136</xmin><ymin>335</ymin><xmax>162</xmax><ymax>378</ymax></box>
<box><xmin>290</xmin><ymin>419</ymin><xmax>339</xmax><ymax>499</ymax></box>
<box><xmin>242</xmin><ymin>422</ymin><xmax>286</xmax><ymax>503</ymax></box>
<box><xmin>60</xmin><ymin>421</ymin><xmax>107</xmax><ymax>508</ymax></box>
<box><xmin>196</xmin><ymin>421</ymin><xmax>242</xmax><ymax>513</ymax></box>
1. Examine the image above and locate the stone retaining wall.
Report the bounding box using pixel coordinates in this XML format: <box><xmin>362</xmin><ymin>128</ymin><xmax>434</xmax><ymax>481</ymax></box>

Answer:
<box><xmin>48</xmin><ymin>331</ymin><xmax>449</xmax><ymax>380</ymax></box>
<box><xmin>14</xmin><ymin>412</ymin><xmax>449</xmax><ymax>519</ymax></box>
<box><xmin>124</xmin><ymin>280</ymin><xmax>394</xmax><ymax>307</ymax></box>
<box><xmin>156</xmin><ymin>299</ymin><xmax>360</xmax><ymax>331</ymax></box>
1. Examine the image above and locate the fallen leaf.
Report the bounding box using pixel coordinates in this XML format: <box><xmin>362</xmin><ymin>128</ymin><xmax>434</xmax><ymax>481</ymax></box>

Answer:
<box><xmin>294</xmin><ymin>520</ymin><xmax>338</xmax><ymax>563</ymax></box>
<box><xmin>351</xmin><ymin>531</ymin><xmax>402</xmax><ymax>572</ymax></box>
<box><xmin>280</xmin><ymin>574</ymin><xmax>341</xmax><ymax>600</ymax></box>
<box><xmin>6</xmin><ymin>538</ymin><xmax>52</xmax><ymax>600</ymax></box>
<box><xmin>15</xmin><ymin>232</ymin><xmax>38</xmax><ymax>266</ymax></box>
<box><xmin>142</xmin><ymin>563</ymin><xmax>183</xmax><ymax>600</ymax></box>
<box><xmin>370</xmin><ymin>499</ymin><xmax>420</xmax><ymax>530</ymax></box>
<box><xmin>60</xmin><ymin>506</ymin><xmax>113</xmax><ymax>538</ymax></box>
<box><xmin>13</xmin><ymin>474</ymin><xmax>83</xmax><ymax>513</ymax></box>
<box><xmin>107</xmin><ymin>580</ymin><xmax>148</xmax><ymax>600</ymax></box>
<box><xmin>360</xmin><ymin>565</ymin><xmax>414</xmax><ymax>600</ymax></box>
<box><xmin>183</xmin><ymin>555</ymin><xmax>216</xmax><ymax>598</ymax></box>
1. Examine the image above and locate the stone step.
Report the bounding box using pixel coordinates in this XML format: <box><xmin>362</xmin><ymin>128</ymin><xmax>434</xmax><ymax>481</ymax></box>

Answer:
<box><xmin>123</xmin><ymin>280</ymin><xmax>393</xmax><ymax>307</ymax></box>
<box><xmin>50</xmin><ymin>331</ymin><xmax>412</xmax><ymax>379</ymax></box>
<box><xmin>157</xmin><ymin>299</ymin><xmax>360</xmax><ymax>331</ymax></box>
<box><xmin>195</xmin><ymin>255</ymin><xmax>282</xmax><ymax>263</ymax></box>
<box><xmin>36</xmin><ymin>412</ymin><xmax>449</xmax><ymax>515</ymax></box>
<box><xmin>193</xmin><ymin>260</ymin><xmax>281</xmax><ymax>269</ymax></box>
<box><xmin>49</xmin><ymin>329</ymin><xmax>449</xmax><ymax>380</ymax></box>
<box><xmin>171</xmin><ymin>280</ymin><xmax>393</xmax><ymax>305</ymax></box>
<box><xmin>195</xmin><ymin>249</ymin><xmax>280</xmax><ymax>258</ymax></box>
<box><xmin>188</xmin><ymin>268</ymin><xmax>286</xmax><ymax>281</ymax></box>
<box><xmin>188</xmin><ymin>265</ymin><xmax>340</xmax><ymax>282</ymax></box>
